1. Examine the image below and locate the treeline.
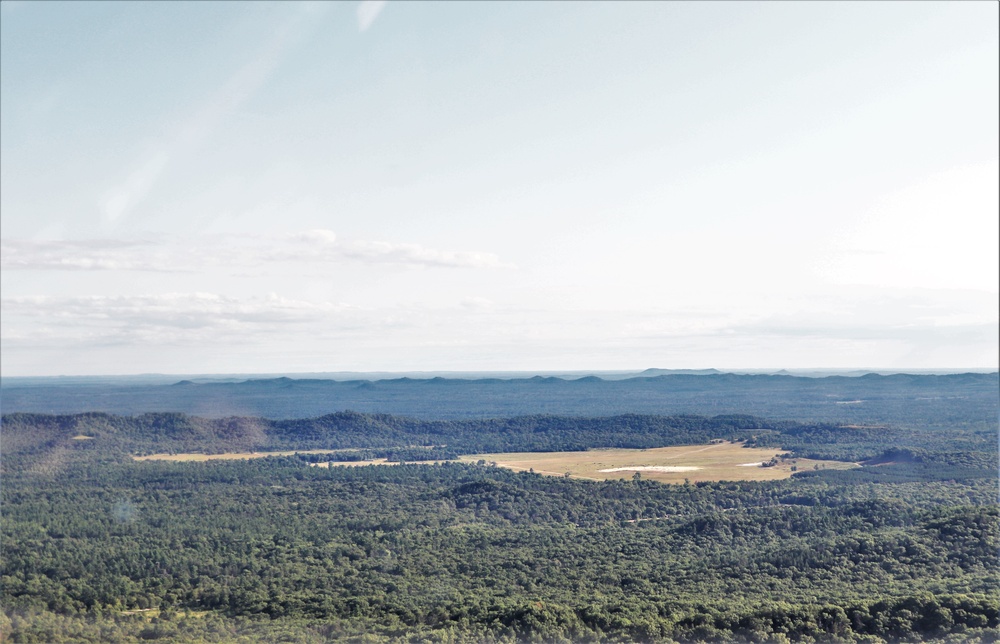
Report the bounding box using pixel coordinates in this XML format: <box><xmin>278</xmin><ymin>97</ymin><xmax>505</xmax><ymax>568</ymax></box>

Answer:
<box><xmin>5</xmin><ymin>411</ymin><xmax>997</xmax><ymax>488</ymax></box>
<box><xmin>4</xmin><ymin>410</ymin><xmax>996</xmax><ymax>468</ymax></box>
<box><xmin>0</xmin><ymin>411</ymin><xmax>778</xmax><ymax>458</ymax></box>
<box><xmin>4</xmin><ymin>593</ymin><xmax>998</xmax><ymax>643</ymax></box>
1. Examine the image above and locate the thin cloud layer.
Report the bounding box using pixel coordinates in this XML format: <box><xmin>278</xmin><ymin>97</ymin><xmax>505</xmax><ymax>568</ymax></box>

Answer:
<box><xmin>341</xmin><ymin>241</ymin><xmax>508</xmax><ymax>268</ymax></box>
<box><xmin>3</xmin><ymin>289</ymin><xmax>996</xmax><ymax>373</ymax></box>
<box><xmin>0</xmin><ymin>238</ymin><xmax>169</xmax><ymax>271</ymax></box>
<box><xmin>2</xmin><ymin>293</ymin><xmax>364</xmax><ymax>347</ymax></box>
<box><xmin>0</xmin><ymin>232</ymin><xmax>508</xmax><ymax>271</ymax></box>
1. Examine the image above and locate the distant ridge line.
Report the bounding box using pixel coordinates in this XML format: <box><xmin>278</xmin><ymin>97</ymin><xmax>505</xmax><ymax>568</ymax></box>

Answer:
<box><xmin>175</xmin><ymin>371</ymin><xmax>998</xmax><ymax>387</ymax></box>
<box><xmin>3</xmin><ymin>367</ymin><xmax>997</xmax><ymax>386</ymax></box>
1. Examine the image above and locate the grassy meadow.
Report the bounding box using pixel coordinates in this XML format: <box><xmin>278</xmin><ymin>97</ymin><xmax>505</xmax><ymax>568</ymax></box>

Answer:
<box><xmin>458</xmin><ymin>441</ymin><xmax>858</xmax><ymax>483</ymax></box>
<box><xmin>133</xmin><ymin>441</ymin><xmax>857</xmax><ymax>483</ymax></box>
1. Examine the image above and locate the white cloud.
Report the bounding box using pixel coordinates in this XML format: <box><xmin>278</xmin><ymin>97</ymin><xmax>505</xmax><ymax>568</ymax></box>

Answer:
<box><xmin>340</xmin><ymin>240</ymin><xmax>509</xmax><ymax>268</ymax></box>
<box><xmin>0</xmin><ymin>231</ymin><xmax>509</xmax><ymax>271</ymax></box>
<box><xmin>460</xmin><ymin>296</ymin><xmax>495</xmax><ymax>311</ymax></box>
<box><xmin>1</xmin><ymin>292</ymin><xmax>364</xmax><ymax>347</ymax></box>
<box><xmin>290</xmin><ymin>229</ymin><xmax>338</xmax><ymax>245</ymax></box>
<box><xmin>3</xmin><ymin>288</ymin><xmax>996</xmax><ymax>373</ymax></box>
<box><xmin>357</xmin><ymin>0</ymin><xmax>387</xmax><ymax>32</ymax></box>
<box><xmin>0</xmin><ymin>238</ymin><xmax>174</xmax><ymax>271</ymax></box>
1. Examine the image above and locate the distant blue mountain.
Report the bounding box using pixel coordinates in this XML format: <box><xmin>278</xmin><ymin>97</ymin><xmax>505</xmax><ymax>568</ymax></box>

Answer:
<box><xmin>1</xmin><ymin>372</ymin><xmax>995</xmax><ymax>429</ymax></box>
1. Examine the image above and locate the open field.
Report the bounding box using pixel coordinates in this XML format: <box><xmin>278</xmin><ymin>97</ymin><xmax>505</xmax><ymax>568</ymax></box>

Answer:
<box><xmin>133</xmin><ymin>442</ymin><xmax>857</xmax><ymax>483</ymax></box>
<box><xmin>133</xmin><ymin>449</ymin><xmax>358</xmax><ymax>462</ymax></box>
<box><xmin>457</xmin><ymin>442</ymin><xmax>858</xmax><ymax>483</ymax></box>
<box><xmin>311</xmin><ymin>459</ymin><xmax>450</xmax><ymax>468</ymax></box>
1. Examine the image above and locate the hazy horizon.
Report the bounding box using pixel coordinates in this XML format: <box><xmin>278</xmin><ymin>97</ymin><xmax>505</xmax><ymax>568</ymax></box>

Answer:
<box><xmin>3</xmin><ymin>366</ymin><xmax>997</xmax><ymax>383</ymax></box>
<box><xmin>2</xmin><ymin>2</ymin><xmax>998</xmax><ymax>376</ymax></box>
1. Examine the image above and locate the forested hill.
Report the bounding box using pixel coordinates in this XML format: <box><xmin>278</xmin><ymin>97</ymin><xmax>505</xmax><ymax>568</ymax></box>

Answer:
<box><xmin>0</xmin><ymin>412</ymin><xmax>784</xmax><ymax>458</ymax></box>
<box><xmin>3</xmin><ymin>404</ymin><xmax>997</xmax><ymax>642</ymax></box>
<box><xmin>2</xmin><ymin>412</ymin><xmax>998</xmax><ymax>642</ymax></box>
<box><xmin>2</xmin><ymin>372</ymin><xmax>997</xmax><ymax>427</ymax></box>
<box><xmin>3</xmin><ymin>410</ymin><xmax>997</xmax><ymax>479</ymax></box>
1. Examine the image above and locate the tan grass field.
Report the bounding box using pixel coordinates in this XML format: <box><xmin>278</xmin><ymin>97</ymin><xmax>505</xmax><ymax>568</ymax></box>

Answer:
<box><xmin>457</xmin><ymin>442</ymin><xmax>858</xmax><ymax>484</ymax></box>
<box><xmin>133</xmin><ymin>442</ymin><xmax>857</xmax><ymax>484</ymax></box>
<box><xmin>311</xmin><ymin>459</ymin><xmax>450</xmax><ymax>468</ymax></box>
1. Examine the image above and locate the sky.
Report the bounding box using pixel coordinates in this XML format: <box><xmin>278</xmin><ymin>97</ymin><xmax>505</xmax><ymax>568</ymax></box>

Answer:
<box><xmin>1</xmin><ymin>0</ymin><xmax>998</xmax><ymax>376</ymax></box>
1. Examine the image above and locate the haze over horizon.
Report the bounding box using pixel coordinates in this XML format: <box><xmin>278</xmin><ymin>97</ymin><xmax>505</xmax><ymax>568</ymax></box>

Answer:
<box><xmin>3</xmin><ymin>366</ymin><xmax>998</xmax><ymax>385</ymax></box>
<box><xmin>2</xmin><ymin>1</ymin><xmax>998</xmax><ymax>377</ymax></box>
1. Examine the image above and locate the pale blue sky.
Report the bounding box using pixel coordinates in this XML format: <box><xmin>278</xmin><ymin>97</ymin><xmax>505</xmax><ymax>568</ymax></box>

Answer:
<box><xmin>2</xmin><ymin>1</ymin><xmax>997</xmax><ymax>376</ymax></box>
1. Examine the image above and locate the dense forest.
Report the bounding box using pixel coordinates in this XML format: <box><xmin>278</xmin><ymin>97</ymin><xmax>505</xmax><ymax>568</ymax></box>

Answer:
<box><xmin>3</xmin><ymin>372</ymin><xmax>997</xmax><ymax>425</ymax></box>
<box><xmin>2</xmin><ymin>402</ymin><xmax>998</xmax><ymax>642</ymax></box>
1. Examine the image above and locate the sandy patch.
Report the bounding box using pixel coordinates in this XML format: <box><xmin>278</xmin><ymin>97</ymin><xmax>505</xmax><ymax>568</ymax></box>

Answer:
<box><xmin>71</xmin><ymin>435</ymin><xmax>95</xmax><ymax>440</ymax></box>
<box><xmin>311</xmin><ymin>459</ymin><xmax>449</xmax><ymax>468</ymax></box>
<box><xmin>461</xmin><ymin>443</ymin><xmax>859</xmax><ymax>484</ymax></box>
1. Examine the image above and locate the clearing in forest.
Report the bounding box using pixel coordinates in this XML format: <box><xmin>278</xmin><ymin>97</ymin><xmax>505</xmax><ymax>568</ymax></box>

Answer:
<box><xmin>133</xmin><ymin>442</ymin><xmax>856</xmax><ymax>484</ymax></box>
<box><xmin>457</xmin><ymin>442</ymin><xmax>857</xmax><ymax>484</ymax></box>
<box><xmin>133</xmin><ymin>449</ymin><xmax>359</xmax><ymax>462</ymax></box>
<box><xmin>311</xmin><ymin>458</ymin><xmax>451</xmax><ymax>468</ymax></box>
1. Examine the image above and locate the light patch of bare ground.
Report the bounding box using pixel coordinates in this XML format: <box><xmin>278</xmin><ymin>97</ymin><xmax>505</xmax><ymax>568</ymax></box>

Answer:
<box><xmin>458</xmin><ymin>442</ymin><xmax>858</xmax><ymax>484</ymax></box>
<box><xmin>311</xmin><ymin>459</ymin><xmax>450</xmax><ymax>468</ymax></box>
<box><xmin>599</xmin><ymin>466</ymin><xmax>701</xmax><ymax>473</ymax></box>
<box><xmin>132</xmin><ymin>443</ymin><xmax>857</xmax><ymax>484</ymax></box>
